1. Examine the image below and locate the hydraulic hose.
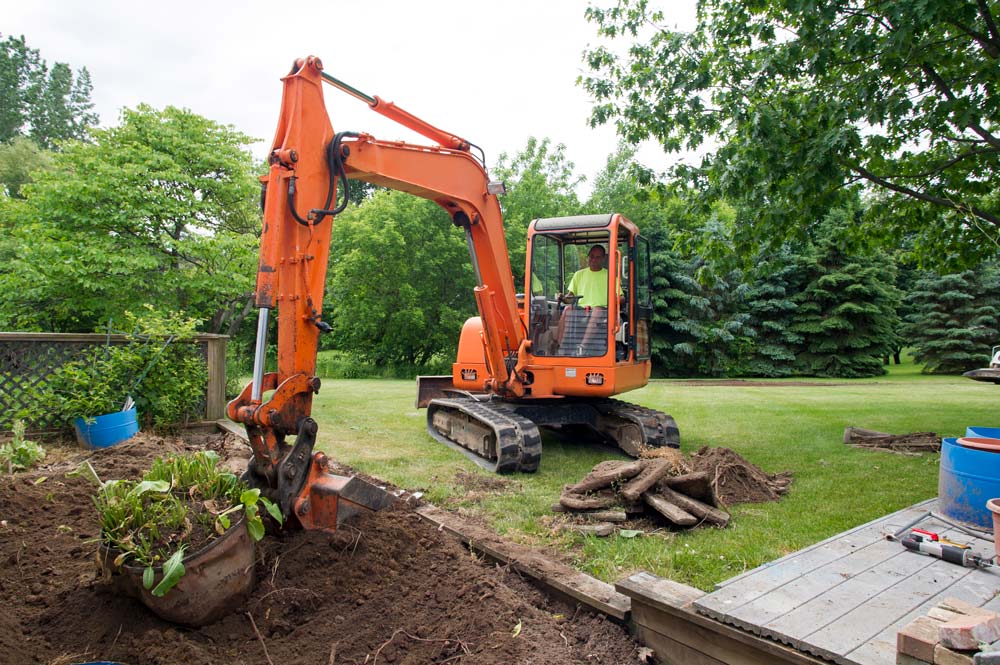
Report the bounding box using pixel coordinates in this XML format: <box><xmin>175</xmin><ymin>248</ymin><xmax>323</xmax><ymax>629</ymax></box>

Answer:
<box><xmin>287</xmin><ymin>131</ymin><xmax>359</xmax><ymax>226</ymax></box>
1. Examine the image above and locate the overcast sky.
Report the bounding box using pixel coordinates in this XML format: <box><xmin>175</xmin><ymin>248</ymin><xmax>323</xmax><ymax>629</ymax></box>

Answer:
<box><xmin>3</xmin><ymin>0</ymin><xmax>697</xmax><ymax>195</ymax></box>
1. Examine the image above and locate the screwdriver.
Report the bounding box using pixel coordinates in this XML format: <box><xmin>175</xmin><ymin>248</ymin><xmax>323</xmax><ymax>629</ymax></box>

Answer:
<box><xmin>900</xmin><ymin>530</ymin><xmax>993</xmax><ymax>569</ymax></box>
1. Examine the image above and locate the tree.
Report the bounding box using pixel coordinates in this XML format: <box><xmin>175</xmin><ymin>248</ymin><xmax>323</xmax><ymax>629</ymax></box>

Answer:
<box><xmin>581</xmin><ymin>0</ymin><xmax>1000</xmax><ymax>264</ymax></box>
<box><xmin>1</xmin><ymin>34</ymin><xmax>97</xmax><ymax>148</ymax></box>
<box><xmin>493</xmin><ymin>138</ymin><xmax>583</xmax><ymax>283</ymax></box>
<box><xmin>0</xmin><ymin>136</ymin><xmax>52</xmax><ymax>198</ymax></box>
<box><xmin>0</xmin><ymin>105</ymin><xmax>260</xmax><ymax>333</ymax></box>
<box><xmin>326</xmin><ymin>190</ymin><xmax>476</xmax><ymax>366</ymax></box>
<box><xmin>789</xmin><ymin>212</ymin><xmax>901</xmax><ymax>377</ymax></box>
<box><xmin>741</xmin><ymin>250</ymin><xmax>808</xmax><ymax>377</ymax></box>
<box><xmin>902</xmin><ymin>268</ymin><xmax>1000</xmax><ymax>373</ymax></box>
<box><xmin>645</xmin><ymin>228</ymin><xmax>707</xmax><ymax>376</ymax></box>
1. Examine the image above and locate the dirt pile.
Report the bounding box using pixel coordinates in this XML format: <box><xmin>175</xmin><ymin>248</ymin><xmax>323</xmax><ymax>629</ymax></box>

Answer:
<box><xmin>689</xmin><ymin>446</ymin><xmax>792</xmax><ymax>505</ymax></box>
<box><xmin>1</xmin><ymin>431</ymin><xmax>641</xmax><ymax>664</ymax></box>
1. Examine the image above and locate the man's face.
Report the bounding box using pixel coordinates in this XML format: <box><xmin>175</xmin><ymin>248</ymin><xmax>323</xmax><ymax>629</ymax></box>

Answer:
<box><xmin>588</xmin><ymin>247</ymin><xmax>606</xmax><ymax>271</ymax></box>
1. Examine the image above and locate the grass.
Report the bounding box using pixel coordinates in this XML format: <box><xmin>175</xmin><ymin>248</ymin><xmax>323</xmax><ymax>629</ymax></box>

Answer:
<box><xmin>308</xmin><ymin>354</ymin><xmax>998</xmax><ymax>591</ymax></box>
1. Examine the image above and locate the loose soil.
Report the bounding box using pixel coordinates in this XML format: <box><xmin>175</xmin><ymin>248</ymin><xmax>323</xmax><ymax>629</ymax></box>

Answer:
<box><xmin>689</xmin><ymin>446</ymin><xmax>793</xmax><ymax>505</ymax></box>
<box><xmin>1</xmin><ymin>431</ymin><xmax>642</xmax><ymax>665</ymax></box>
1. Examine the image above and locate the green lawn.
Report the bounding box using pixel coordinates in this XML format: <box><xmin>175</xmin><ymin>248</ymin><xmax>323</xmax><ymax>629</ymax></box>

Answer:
<box><xmin>308</xmin><ymin>357</ymin><xmax>998</xmax><ymax>590</ymax></box>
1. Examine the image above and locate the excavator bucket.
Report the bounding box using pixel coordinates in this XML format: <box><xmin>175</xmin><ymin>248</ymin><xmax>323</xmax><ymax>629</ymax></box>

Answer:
<box><xmin>292</xmin><ymin>452</ymin><xmax>398</xmax><ymax>531</ymax></box>
<box><xmin>416</xmin><ymin>375</ymin><xmax>456</xmax><ymax>408</ymax></box>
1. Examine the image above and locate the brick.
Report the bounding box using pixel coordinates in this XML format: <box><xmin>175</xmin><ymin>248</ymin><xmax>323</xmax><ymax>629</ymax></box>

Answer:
<box><xmin>899</xmin><ymin>616</ymin><xmax>943</xmax><ymax>662</ymax></box>
<box><xmin>974</xmin><ymin>651</ymin><xmax>1000</xmax><ymax>665</ymax></box>
<box><xmin>940</xmin><ymin>614</ymin><xmax>1000</xmax><ymax>651</ymax></box>
<box><xmin>934</xmin><ymin>643</ymin><xmax>975</xmax><ymax>665</ymax></box>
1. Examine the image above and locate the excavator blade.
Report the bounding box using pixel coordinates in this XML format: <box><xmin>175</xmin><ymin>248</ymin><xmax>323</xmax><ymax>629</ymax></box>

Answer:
<box><xmin>334</xmin><ymin>475</ymin><xmax>398</xmax><ymax>524</ymax></box>
<box><xmin>415</xmin><ymin>375</ymin><xmax>456</xmax><ymax>408</ymax></box>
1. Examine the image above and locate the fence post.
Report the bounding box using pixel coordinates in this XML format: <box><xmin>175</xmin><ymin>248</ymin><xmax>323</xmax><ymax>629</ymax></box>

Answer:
<box><xmin>201</xmin><ymin>334</ymin><xmax>228</xmax><ymax>421</ymax></box>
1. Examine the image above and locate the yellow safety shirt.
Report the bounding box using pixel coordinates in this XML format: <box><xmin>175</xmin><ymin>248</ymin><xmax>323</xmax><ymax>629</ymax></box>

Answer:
<box><xmin>568</xmin><ymin>268</ymin><xmax>610</xmax><ymax>308</ymax></box>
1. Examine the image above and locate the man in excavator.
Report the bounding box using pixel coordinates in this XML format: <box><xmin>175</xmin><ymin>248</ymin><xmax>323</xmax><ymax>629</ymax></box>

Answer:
<box><xmin>557</xmin><ymin>244</ymin><xmax>619</xmax><ymax>355</ymax></box>
<box><xmin>567</xmin><ymin>245</ymin><xmax>613</xmax><ymax>307</ymax></box>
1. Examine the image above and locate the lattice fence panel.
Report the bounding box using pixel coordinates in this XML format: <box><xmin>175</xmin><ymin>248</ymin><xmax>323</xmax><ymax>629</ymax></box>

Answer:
<box><xmin>0</xmin><ymin>334</ymin><xmax>223</xmax><ymax>433</ymax></box>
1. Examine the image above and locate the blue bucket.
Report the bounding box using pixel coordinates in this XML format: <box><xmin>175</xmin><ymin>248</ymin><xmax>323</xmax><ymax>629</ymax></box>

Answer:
<box><xmin>967</xmin><ymin>426</ymin><xmax>1000</xmax><ymax>439</ymax></box>
<box><xmin>938</xmin><ymin>436</ymin><xmax>1000</xmax><ymax>531</ymax></box>
<box><xmin>74</xmin><ymin>407</ymin><xmax>139</xmax><ymax>449</ymax></box>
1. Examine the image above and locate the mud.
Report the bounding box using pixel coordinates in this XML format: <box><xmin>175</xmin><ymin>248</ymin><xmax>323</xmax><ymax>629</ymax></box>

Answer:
<box><xmin>1</xmin><ymin>431</ymin><xmax>642</xmax><ymax>664</ymax></box>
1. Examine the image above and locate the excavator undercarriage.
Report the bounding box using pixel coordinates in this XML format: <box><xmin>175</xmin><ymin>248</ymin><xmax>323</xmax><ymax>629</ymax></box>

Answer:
<box><xmin>425</xmin><ymin>394</ymin><xmax>680</xmax><ymax>473</ymax></box>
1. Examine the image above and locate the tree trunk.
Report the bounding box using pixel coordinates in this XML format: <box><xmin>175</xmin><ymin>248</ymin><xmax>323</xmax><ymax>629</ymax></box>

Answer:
<box><xmin>225</xmin><ymin>294</ymin><xmax>256</xmax><ymax>338</ymax></box>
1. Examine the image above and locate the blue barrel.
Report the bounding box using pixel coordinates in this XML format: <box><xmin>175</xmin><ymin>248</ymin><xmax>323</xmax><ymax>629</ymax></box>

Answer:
<box><xmin>967</xmin><ymin>426</ymin><xmax>1000</xmax><ymax>439</ymax></box>
<box><xmin>938</xmin><ymin>436</ymin><xmax>1000</xmax><ymax>530</ymax></box>
<box><xmin>74</xmin><ymin>407</ymin><xmax>139</xmax><ymax>449</ymax></box>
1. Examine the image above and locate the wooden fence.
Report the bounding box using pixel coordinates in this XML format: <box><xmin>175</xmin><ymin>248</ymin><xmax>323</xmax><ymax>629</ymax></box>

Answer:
<box><xmin>0</xmin><ymin>332</ymin><xmax>228</xmax><ymax>433</ymax></box>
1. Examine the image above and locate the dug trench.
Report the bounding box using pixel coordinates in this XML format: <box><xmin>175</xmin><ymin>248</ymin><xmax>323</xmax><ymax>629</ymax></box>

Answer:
<box><xmin>0</xmin><ymin>430</ymin><xmax>644</xmax><ymax>665</ymax></box>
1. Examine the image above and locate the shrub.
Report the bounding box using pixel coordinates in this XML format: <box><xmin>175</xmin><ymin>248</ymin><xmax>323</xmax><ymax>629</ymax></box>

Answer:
<box><xmin>29</xmin><ymin>307</ymin><xmax>208</xmax><ymax>431</ymax></box>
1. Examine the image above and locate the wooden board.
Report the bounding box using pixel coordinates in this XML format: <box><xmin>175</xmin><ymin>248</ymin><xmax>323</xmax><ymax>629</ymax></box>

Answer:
<box><xmin>694</xmin><ymin>500</ymin><xmax>1000</xmax><ymax>665</ymax></box>
<box><xmin>415</xmin><ymin>504</ymin><xmax>631</xmax><ymax>620</ymax></box>
<box><xmin>618</xmin><ymin>572</ymin><xmax>828</xmax><ymax>665</ymax></box>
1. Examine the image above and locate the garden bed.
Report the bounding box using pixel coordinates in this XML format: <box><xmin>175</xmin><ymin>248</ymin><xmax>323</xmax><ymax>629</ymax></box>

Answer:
<box><xmin>1</xmin><ymin>430</ymin><xmax>642</xmax><ymax>664</ymax></box>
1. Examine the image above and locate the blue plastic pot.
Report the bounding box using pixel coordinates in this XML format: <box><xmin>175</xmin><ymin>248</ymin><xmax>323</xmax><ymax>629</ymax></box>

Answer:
<box><xmin>966</xmin><ymin>426</ymin><xmax>1000</xmax><ymax>439</ymax></box>
<box><xmin>74</xmin><ymin>406</ymin><xmax>139</xmax><ymax>449</ymax></box>
<box><xmin>938</xmin><ymin>436</ymin><xmax>1000</xmax><ymax>531</ymax></box>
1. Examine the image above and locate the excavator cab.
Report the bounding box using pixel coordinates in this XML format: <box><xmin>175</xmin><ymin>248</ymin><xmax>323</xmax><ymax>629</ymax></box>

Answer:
<box><xmin>526</xmin><ymin>214</ymin><xmax>652</xmax><ymax>366</ymax></box>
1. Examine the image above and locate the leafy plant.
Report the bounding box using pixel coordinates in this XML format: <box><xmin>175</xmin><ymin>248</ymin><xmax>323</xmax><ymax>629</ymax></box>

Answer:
<box><xmin>28</xmin><ymin>307</ymin><xmax>208</xmax><ymax>431</ymax></box>
<box><xmin>0</xmin><ymin>419</ymin><xmax>45</xmax><ymax>472</ymax></box>
<box><xmin>78</xmin><ymin>450</ymin><xmax>281</xmax><ymax>597</ymax></box>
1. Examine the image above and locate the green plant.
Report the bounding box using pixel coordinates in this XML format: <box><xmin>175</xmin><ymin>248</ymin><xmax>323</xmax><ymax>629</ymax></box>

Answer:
<box><xmin>0</xmin><ymin>420</ymin><xmax>45</xmax><ymax>472</ymax></box>
<box><xmin>77</xmin><ymin>450</ymin><xmax>281</xmax><ymax>597</ymax></box>
<box><xmin>29</xmin><ymin>307</ymin><xmax>209</xmax><ymax>431</ymax></box>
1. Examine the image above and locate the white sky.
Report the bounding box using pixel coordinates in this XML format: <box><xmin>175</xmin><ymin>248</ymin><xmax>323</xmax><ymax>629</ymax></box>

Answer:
<box><xmin>2</xmin><ymin>0</ymin><xmax>697</xmax><ymax>196</ymax></box>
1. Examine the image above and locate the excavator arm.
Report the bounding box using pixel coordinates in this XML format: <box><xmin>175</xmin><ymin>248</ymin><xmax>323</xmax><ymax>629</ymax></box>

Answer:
<box><xmin>227</xmin><ymin>56</ymin><xmax>529</xmax><ymax>528</ymax></box>
<box><xmin>336</xmin><ymin>134</ymin><xmax>526</xmax><ymax>395</ymax></box>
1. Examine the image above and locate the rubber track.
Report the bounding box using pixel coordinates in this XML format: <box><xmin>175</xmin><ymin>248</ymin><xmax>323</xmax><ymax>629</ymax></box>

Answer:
<box><xmin>426</xmin><ymin>398</ymin><xmax>542</xmax><ymax>473</ymax></box>
<box><xmin>594</xmin><ymin>399</ymin><xmax>681</xmax><ymax>449</ymax></box>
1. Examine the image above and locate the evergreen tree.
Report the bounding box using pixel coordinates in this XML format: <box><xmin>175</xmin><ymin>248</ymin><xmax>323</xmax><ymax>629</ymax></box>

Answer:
<box><xmin>903</xmin><ymin>268</ymin><xmax>1000</xmax><ymax>374</ymax></box>
<box><xmin>647</xmin><ymin>230</ymin><xmax>706</xmax><ymax>377</ymax></box>
<box><xmin>695</xmin><ymin>265</ymin><xmax>752</xmax><ymax>377</ymax></box>
<box><xmin>741</xmin><ymin>250</ymin><xmax>808</xmax><ymax>377</ymax></box>
<box><xmin>790</xmin><ymin>214</ymin><xmax>900</xmax><ymax>378</ymax></box>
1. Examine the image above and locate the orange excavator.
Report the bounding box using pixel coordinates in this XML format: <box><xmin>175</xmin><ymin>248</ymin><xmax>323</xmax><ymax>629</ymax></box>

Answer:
<box><xmin>227</xmin><ymin>56</ymin><xmax>679</xmax><ymax>530</ymax></box>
